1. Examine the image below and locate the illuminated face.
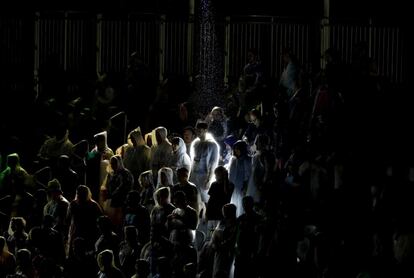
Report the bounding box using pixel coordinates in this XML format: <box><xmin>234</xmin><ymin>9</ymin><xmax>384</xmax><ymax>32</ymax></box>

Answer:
<box><xmin>172</xmin><ymin>143</ymin><xmax>179</xmax><ymax>152</ymax></box>
<box><xmin>183</xmin><ymin>130</ymin><xmax>194</xmax><ymax>144</ymax></box>
<box><xmin>196</xmin><ymin>128</ymin><xmax>207</xmax><ymax>139</ymax></box>
<box><xmin>177</xmin><ymin>171</ymin><xmax>188</xmax><ymax>183</ymax></box>
<box><xmin>249</xmin><ymin>113</ymin><xmax>257</xmax><ymax>123</ymax></box>
<box><xmin>212</xmin><ymin>110</ymin><xmax>222</xmax><ymax>121</ymax></box>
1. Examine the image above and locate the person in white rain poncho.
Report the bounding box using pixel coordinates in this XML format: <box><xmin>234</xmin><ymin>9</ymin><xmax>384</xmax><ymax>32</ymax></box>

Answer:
<box><xmin>246</xmin><ymin>134</ymin><xmax>274</xmax><ymax>205</ymax></box>
<box><xmin>168</xmin><ymin>137</ymin><xmax>191</xmax><ymax>183</ymax></box>
<box><xmin>150</xmin><ymin>127</ymin><xmax>172</xmax><ymax>178</ymax></box>
<box><xmin>102</xmin><ymin>155</ymin><xmax>134</xmax><ymax>226</ymax></box>
<box><xmin>189</xmin><ymin>121</ymin><xmax>219</xmax><ymax>203</ymax></box>
<box><xmin>117</xmin><ymin>127</ymin><xmax>151</xmax><ymax>188</ymax></box>
<box><xmin>87</xmin><ymin>131</ymin><xmax>114</xmax><ymax>201</ymax></box>
<box><xmin>228</xmin><ymin>140</ymin><xmax>251</xmax><ymax>217</ymax></box>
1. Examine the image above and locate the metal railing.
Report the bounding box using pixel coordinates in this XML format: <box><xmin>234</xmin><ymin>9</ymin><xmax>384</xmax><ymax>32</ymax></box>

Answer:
<box><xmin>225</xmin><ymin>16</ymin><xmax>317</xmax><ymax>84</ymax></box>
<box><xmin>330</xmin><ymin>20</ymin><xmax>404</xmax><ymax>83</ymax></box>
<box><xmin>0</xmin><ymin>12</ymin><xmax>407</xmax><ymax>95</ymax></box>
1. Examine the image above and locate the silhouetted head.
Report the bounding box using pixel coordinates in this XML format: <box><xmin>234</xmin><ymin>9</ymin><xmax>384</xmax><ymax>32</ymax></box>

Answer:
<box><xmin>173</xmin><ymin>190</ymin><xmax>187</xmax><ymax>208</ymax></box>
<box><xmin>97</xmin><ymin>216</ymin><xmax>112</xmax><ymax>234</ymax></box>
<box><xmin>6</xmin><ymin>153</ymin><xmax>20</xmax><ymax>169</ymax></box>
<box><xmin>154</xmin><ymin>186</ymin><xmax>170</xmax><ymax>207</ymax></box>
<box><xmin>214</xmin><ymin>166</ymin><xmax>228</xmax><ymax>182</ymax></box>
<box><xmin>126</xmin><ymin>190</ymin><xmax>141</xmax><ymax>207</ymax></box>
<box><xmin>177</xmin><ymin>167</ymin><xmax>189</xmax><ymax>184</ymax></box>
<box><xmin>72</xmin><ymin>237</ymin><xmax>87</xmax><ymax>258</ymax></box>
<box><xmin>124</xmin><ymin>226</ymin><xmax>138</xmax><ymax>243</ymax></box>
<box><xmin>135</xmin><ymin>259</ymin><xmax>150</xmax><ymax>277</ymax></box>
<box><xmin>16</xmin><ymin>249</ymin><xmax>32</xmax><ymax>268</ymax></box>
<box><xmin>94</xmin><ymin>131</ymin><xmax>107</xmax><ymax>151</ymax></box>
<box><xmin>233</xmin><ymin>140</ymin><xmax>248</xmax><ymax>158</ymax></box>
<box><xmin>57</xmin><ymin>155</ymin><xmax>71</xmax><ymax>169</ymax></box>
<box><xmin>75</xmin><ymin>185</ymin><xmax>92</xmax><ymax>202</ymax></box>
<box><xmin>242</xmin><ymin>196</ymin><xmax>254</xmax><ymax>213</ymax></box>
<box><xmin>156</xmin><ymin>256</ymin><xmax>171</xmax><ymax>276</ymax></box>
<box><xmin>222</xmin><ymin>203</ymin><xmax>237</xmax><ymax>220</ymax></box>
<box><xmin>97</xmin><ymin>249</ymin><xmax>115</xmax><ymax>271</ymax></box>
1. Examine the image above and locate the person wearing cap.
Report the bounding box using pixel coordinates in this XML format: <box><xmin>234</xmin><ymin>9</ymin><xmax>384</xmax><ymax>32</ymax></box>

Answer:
<box><xmin>43</xmin><ymin>178</ymin><xmax>69</xmax><ymax>234</ymax></box>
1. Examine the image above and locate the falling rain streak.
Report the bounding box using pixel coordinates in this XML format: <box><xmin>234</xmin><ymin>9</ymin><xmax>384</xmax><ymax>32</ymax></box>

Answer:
<box><xmin>196</xmin><ymin>0</ymin><xmax>224</xmax><ymax>116</ymax></box>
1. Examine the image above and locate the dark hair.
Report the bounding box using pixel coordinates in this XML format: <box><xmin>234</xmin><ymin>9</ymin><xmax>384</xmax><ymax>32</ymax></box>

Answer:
<box><xmin>76</xmin><ymin>185</ymin><xmax>91</xmax><ymax>202</ymax></box>
<box><xmin>214</xmin><ymin>165</ymin><xmax>228</xmax><ymax>176</ymax></box>
<box><xmin>97</xmin><ymin>216</ymin><xmax>112</xmax><ymax>232</ymax></box>
<box><xmin>173</xmin><ymin>190</ymin><xmax>187</xmax><ymax>203</ymax></box>
<box><xmin>183</xmin><ymin>126</ymin><xmax>196</xmax><ymax>135</ymax></box>
<box><xmin>177</xmin><ymin>167</ymin><xmax>189</xmax><ymax>175</ymax></box>
<box><xmin>233</xmin><ymin>140</ymin><xmax>248</xmax><ymax>156</ymax></box>
<box><xmin>171</xmin><ymin>137</ymin><xmax>181</xmax><ymax>145</ymax></box>
<box><xmin>126</xmin><ymin>190</ymin><xmax>141</xmax><ymax>205</ymax></box>
<box><xmin>16</xmin><ymin>249</ymin><xmax>32</xmax><ymax>267</ymax></box>
<box><xmin>124</xmin><ymin>226</ymin><xmax>138</xmax><ymax>239</ymax></box>
<box><xmin>135</xmin><ymin>259</ymin><xmax>150</xmax><ymax>275</ymax></box>
<box><xmin>242</xmin><ymin>196</ymin><xmax>254</xmax><ymax>210</ymax></box>
<box><xmin>247</xmin><ymin>48</ymin><xmax>258</xmax><ymax>57</ymax></box>
<box><xmin>222</xmin><ymin>203</ymin><xmax>237</xmax><ymax>219</ymax></box>
<box><xmin>196</xmin><ymin>122</ymin><xmax>208</xmax><ymax>130</ymax></box>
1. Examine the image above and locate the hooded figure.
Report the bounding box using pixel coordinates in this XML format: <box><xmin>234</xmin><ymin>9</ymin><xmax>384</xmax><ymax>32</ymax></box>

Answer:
<box><xmin>228</xmin><ymin>140</ymin><xmax>251</xmax><ymax>217</ymax></box>
<box><xmin>102</xmin><ymin>155</ymin><xmax>134</xmax><ymax>226</ymax></box>
<box><xmin>138</xmin><ymin>170</ymin><xmax>155</xmax><ymax>212</ymax></box>
<box><xmin>189</xmin><ymin>121</ymin><xmax>219</xmax><ymax>203</ymax></box>
<box><xmin>38</xmin><ymin>127</ymin><xmax>74</xmax><ymax>165</ymax></box>
<box><xmin>206</xmin><ymin>107</ymin><xmax>228</xmax><ymax>143</ymax></box>
<box><xmin>120</xmin><ymin>127</ymin><xmax>151</xmax><ymax>187</ymax></box>
<box><xmin>150</xmin><ymin>127</ymin><xmax>172</xmax><ymax>177</ymax></box>
<box><xmin>90</xmin><ymin>131</ymin><xmax>114</xmax><ymax>161</ymax></box>
<box><xmin>87</xmin><ymin>131</ymin><xmax>114</xmax><ymax>200</ymax></box>
<box><xmin>105</xmin><ymin>155</ymin><xmax>134</xmax><ymax>208</ymax></box>
<box><xmin>168</xmin><ymin>137</ymin><xmax>191</xmax><ymax>183</ymax></box>
<box><xmin>0</xmin><ymin>153</ymin><xmax>31</xmax><ymax>196</ymax></box>
<box><xmin>246</xmin><ymin>134</ymin><xmax>274</xmax><ymax>205</ymax></box>
<box><xmin>156</xmin><ymin>167</ymin><xmax>174</xmax><ymax>189</ymax></box>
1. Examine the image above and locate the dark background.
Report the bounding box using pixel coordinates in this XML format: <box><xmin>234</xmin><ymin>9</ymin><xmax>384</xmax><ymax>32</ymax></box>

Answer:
<box><xmin>1</xmin><ymin>0</ymin><xmax>410</xmax><ymax>19</ymax></box>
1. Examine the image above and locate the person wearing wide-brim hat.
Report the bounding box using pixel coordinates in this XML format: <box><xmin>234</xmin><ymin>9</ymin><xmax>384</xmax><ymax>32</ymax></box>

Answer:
<box><xmin>44</xmin><ymin>178</ymin><xmax>70</xmax><ymax>235</ymax></box>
